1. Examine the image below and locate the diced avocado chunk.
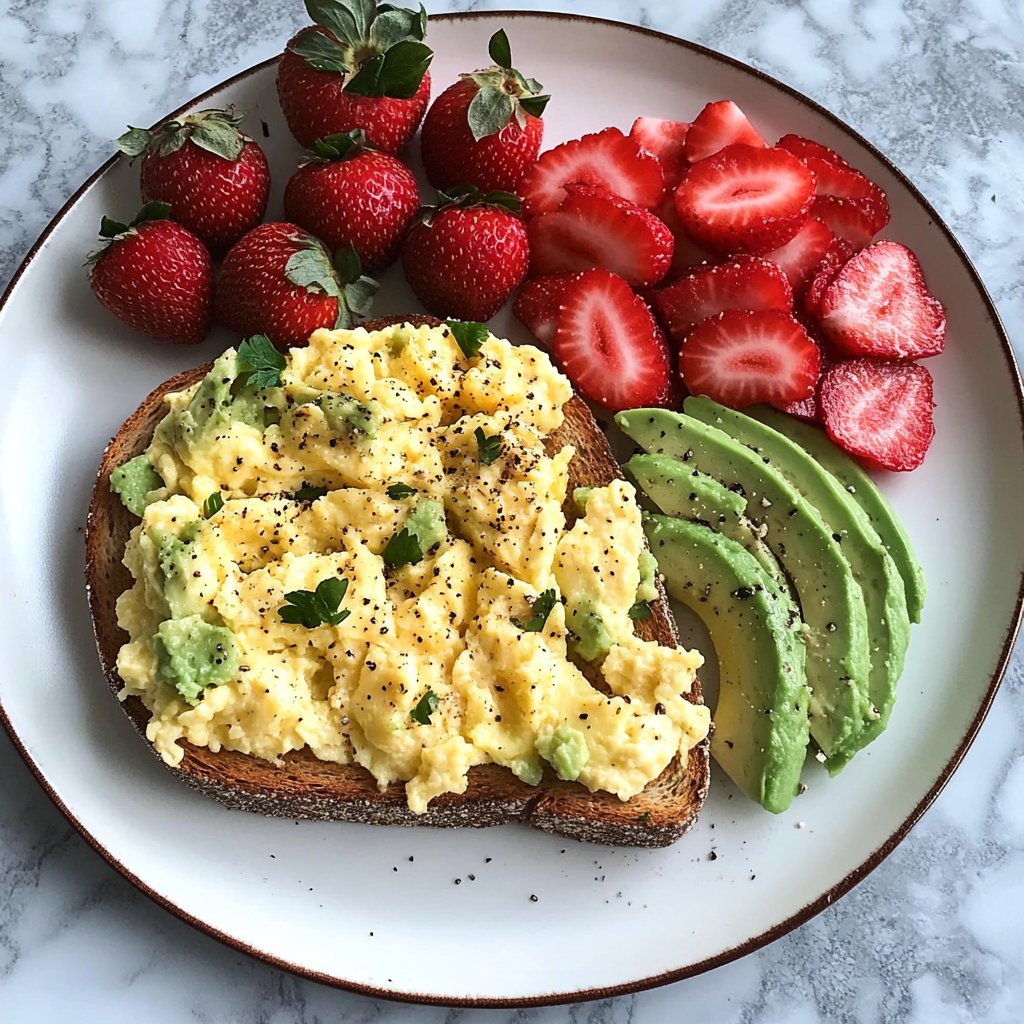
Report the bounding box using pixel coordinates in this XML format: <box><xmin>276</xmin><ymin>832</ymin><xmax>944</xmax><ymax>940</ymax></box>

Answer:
<box><xmin>406</xmin><ymin>499</ymin><xmax>447</xmax><ymax>553</ymax></box>
<box><xmin>155</xmin><ymin>615</ymin><xmax>238</xmax><ymax>703</ymax></box>
<box><xmin>150</xmin><ymin>523</ymin><xmax>204</xmax><ymax>620</ymax></box>
<box><xmin>645</xmin><ymin>513</ymin><xmax>810</xmax><ymax>813</ymax></box>
<box><xmin>510</xmin><ymin>757</ymin><xmax>543</xmax><ymax>786</ymax></box>
<box><xmin>637</xmin><ymin>549</ymin><xmax>658</xmax><ymax>603</ymax></box>
<box><xmin>686</xmin><ymin>397</ymin><xmax>912</xmax><ymax>770</ymax></box>
<box><xmin>572</xmin><ymin>486</ymin><xmax>594</xmax><ymax>512</ymax></box>
<box><xmin>110</xmin><ymin>455</ymin><xmax>163</xmax><ymax>516</ymax></box>
<box><xmin>566</xmin><ymin>594</ymin><xmax>612</xmax><ymax>661</ymax></box>
<box><xmin>749</xmin><ymin>405</ymin><xmax>926</xmax><ymax>623</ymax></box>
<box><xmin>319</xmin><ymin>393</ymin><xmax>379</xmax><ymax>438</ymax></box>
<box><xmin>618</xmin><ymin>406</ymin><xmax>873</xmax><ymax>762</ymax></box>
<box><xmin>537</xmin><ymin>726</ymin><xmax>589</xmax><ymax>781</ymax></box>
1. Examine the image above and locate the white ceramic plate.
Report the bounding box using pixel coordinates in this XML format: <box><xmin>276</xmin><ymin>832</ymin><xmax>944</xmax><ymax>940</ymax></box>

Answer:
<box><xmin>2</xmin><ymin>11</ymin><xmax>1022</xmax><ymax>1007</ymax></box>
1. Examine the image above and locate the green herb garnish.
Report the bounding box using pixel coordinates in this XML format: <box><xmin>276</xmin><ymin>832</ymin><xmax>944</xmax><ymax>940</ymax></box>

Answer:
<box><xmin>294</xmin><ymin>484</ymin><xmax>329</xmax><ymax>502</ymax></box>
<box><xmin>381</xmin><ymin>527</ymin><xmax>422</xmax><ymax>569</ymax></box>
<box><xmin>411</xmin><ymin>688</ymin><xmax>440</xmax><ymax>725</ymax></box>
<box><xmin>237</xmin><ymin>334</ymin><xmax>286</xmax><ymax>389</ymax></box>
<box><xmin>279</xmin><ymin>577</ymin><xmax>350</xmax><ymax>629</ymax></box>
<box><xmin>475</xmin><ymin>426</ymin><xmax>503</xmax><ymax>465</ymax></box>
<box><xmin>386</xmin><ymin>482</ymin><xmax>417</xmax><ymax>500</ymax></box>
<box><xmin>202</xmin><ymin>491</ymin><xmax>224</xmax><ymax>519</ymax></box>
<box><xmin>628</xmin><ymin>600</ymin><xmax>652</xmax><ymax>621</ymax></box>
<box><xmin>445</xmin><ymin>319</ymin><xmax>489</xmax><ymax>359</ymax></box>
<box><xmin>512</xmin><ymin>589</ymin><xmax>558</xmax><ymax>632</ymax></box>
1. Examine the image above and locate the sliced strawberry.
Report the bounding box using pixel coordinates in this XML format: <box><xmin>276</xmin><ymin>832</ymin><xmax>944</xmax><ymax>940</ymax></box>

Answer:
<box><xmin>684</xmin><ymin>100</ymin><xmax>766</xmax><ymax>164</ymax></box>
<box><xmin>764</xmin><ymin>217</ymin><xmax>834</xmax><ymax>294</ymax></box>
<box><xmin>678</xmin><ymin>309</ymin><xmax>820</xmax><ymax>408</ymax></box>
<box><xmin>512</xmin><ymin>272</ymin><xmax>581</xmax><ymax>346</ymax></box>
<box><xmin>770</xmin><ymin>336</ymin><xmax>834</xmax><ymax>423</ymax></box>
<box><xmin>552</xmin><ymin>268</ymin><xmax>672</xmax><ymax>411</ymax></box>
<box><xmin>527</xmin><ymin>185</ymin><xmax>673</xmax><ymax>288</ymax></box>
<box><xmin>656</xmin><ymin>195</ymin><xmax>717</xmax><ymax>276</ymax></box>
<box><xmin>817</xmin><ymin>240</ymin><xmax>946</xmax><ymax>360</ymax></box>
<box><xmin>675</xmin><ymin>144</ymin><xmax>815</xmax><ymax>255</ymax></box>
<box><xmin>650</xmin><ymin>256</ymin><xmax>792</xmax><ymax>343</ymax></box>
<box><xmin>776</xmin><ymin>134</ymin><xmax>853</xmax><ymax>169</ymax></box>
<box><xmin>819</xmin><ymin>358</ymin><xmax>935</xmax><ymax>471</ymax></box>
<box><xmin>630</xmin><ymin>116</ymin><xmax>690</xmax><ymax>189</ymax></box>
<box><xmin>803</xmin><ymin>238</ymin><xmax>856</xmax><ymax>318</ymax></box>
<box><xmin>519</xmin><ymin>127</ymin><xmax>664</xmax><ymax>216</ymax></box>
<box><xmin>811</xmin><ymin>195</ymin><xmax>889</xmax><ymax>247</ymax></box>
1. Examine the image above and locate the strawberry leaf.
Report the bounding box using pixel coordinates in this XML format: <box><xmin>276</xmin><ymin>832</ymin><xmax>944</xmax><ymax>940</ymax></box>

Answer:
<box><xmin>371</xmin><ymin>7</ymin><xmax>422</xmax><ymax>49</ymax></box>
<box><xmin>310</xmin><ymin>129</ymin><xmax>369</xmax><ymax>160</ymax></box>
<box><xmin>332</xmin><ymin>244</ymin><xmax>363</xmax><ymax>284</ymax></box>
<box><xmin>116</xmin><ymin>126</ymin><xmax>152</xmax><ymax>158</ymax></box>
<box><xmin>190</xmin><ymin>119</ymin><xmax>245</xmax><ymax>160</ymax></box>
<box><xmin>345</xmin><ymin>39</ymin><xmax>432</xmax><ymax>99</ymax></box>
<box><xmin>488</xmin><ymin>28</ymin><xmax>513</xmax><ymax>68</ymax></box>
<box><xmin>518</xmin><ymin>94</ymin><xmax>550</xmax><ymax>118</ymax></box>
<box><xmin>131</xmin><ymin>201</ymin><xmax>172</xmax><ymax>226</ymax></box>
<box><xmin>290</xmin><ymin>29</ymin><xmax>351</xmax><ymax>73</ymax></box>
<box><xmin>342</xmin><ymin>278</ymin><xmax>379</xmax><ymax>322</ymax></box>
<box><xmin>483</xmin><ymin>190</ymin><xmax>521</xmax><ymax>213</ymax></box>
<box><xmin>467</xmin><ymin>86</ymin><xmax>514</xmax><ymax>141</ymax></box>
<box><xmin>99</xmin><ymin>216</ymin><xmax>130</xmax><ymax>239</ymax></box>
<box><xmin>286</xmin><ymin>241</ymin><xmax>343</xmax><ymax>298</ymax></box>
<box><xmin>305</xmin><ymin>0</ymin><xmax>365</xmax><ymax>46</ymax></box>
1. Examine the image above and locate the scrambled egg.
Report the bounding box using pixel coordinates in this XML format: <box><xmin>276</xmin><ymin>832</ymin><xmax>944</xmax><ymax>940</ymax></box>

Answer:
<box><xmin>115</xmin><ymin>323</ymin><xmax>709</xmax><ymax>812</ymax></box>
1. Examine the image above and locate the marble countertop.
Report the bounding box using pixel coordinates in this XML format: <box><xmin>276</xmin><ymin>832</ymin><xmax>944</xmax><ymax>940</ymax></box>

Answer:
<box><xmin>2</xmin><ymin>0</ymin><xmax>1023</xmax><ymax>1020</ymax></box>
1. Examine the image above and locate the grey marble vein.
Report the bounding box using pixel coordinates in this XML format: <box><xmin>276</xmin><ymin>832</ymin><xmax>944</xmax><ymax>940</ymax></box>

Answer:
<box><xmin>1</xmin><ymin>1</ymin><xmax>1023</xmax><ymax>1021</ymax></box>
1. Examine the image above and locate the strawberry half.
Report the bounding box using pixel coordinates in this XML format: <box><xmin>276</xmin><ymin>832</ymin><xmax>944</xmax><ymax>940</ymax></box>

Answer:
<box><xmin>803</xmin><ymin>237</ymin><xmax>856</xmax><ymax>318</ymax></box>
<box><xmin>519</xmin><ymin>127</ymin><xmax>664</xmax><ymax>216</ymax></box>
<box><xmin>683</xmin><ymin>100</ymin><xmax>766</xmax><ymax>164</ymax></box>
<box><xmin>778</xmin><ymin>134</ymin><xmax>885</xmax><ymax>201</ymax></box>
<box><xmin>819</xmin><ymin>358</ymin><xmax>935</xmax><ymax>471</ymax></box>
<box><xmin>675</xmin><ymin>144</ymin><xmax>815</xmax><ymax>255</ymax></box>
<box><xmin>811</xmin><ymin>195</ymin><xmax>889</xmax><ymax>247</ymax></box>
<box><xmin>512</xmin><ymin>272</ymin><xmax>582</xmax><ymax>346</ymax></box>
<box><xmin>552</xmin><ymin>269</ymin><xmax>672</xmax><ymax>411</ymax></box>
<box><xmin>650</xmin><ymin>256</ymin><xmax>792</xmax><ymax>344</ymax></box>
<box><xmin>678</xmin><ymin>309</ymin><xmax>820</xmax><ymax>408</ymax></box>
<box><xmin>817</xmin><ymin>240</ymin><xmax>947</xmax><ymax>359</ymax></box>
<box><xmin>527</xmin><ymin>185</ymin><xmax>674</xmax><ymax>288</ymax></box>
<box><xmin>763</xmin><ymin>217</ymin><xmax>834</xmax><ymax>294</ymax></box>
<box><xmin>630</xmin><ymin>116</ymin><xmax>690</xmax><ymax>189</ymax></box>
<box><xmin>776</xmin><ymin>134</ymin><xmax>853</xmax><ymax>168</ymax></box>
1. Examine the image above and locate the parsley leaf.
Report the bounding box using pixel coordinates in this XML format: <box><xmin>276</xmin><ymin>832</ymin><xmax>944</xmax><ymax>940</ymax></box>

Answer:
<box><xmin>475</xmin><ymin>426</ymin><xmax>503</xmax><ymax>465</ymax></box>
<box><xmin>445</xmin><ymin>319</ymin><xmax>489</xmax><ymax>359</ymax></box>
<box><xmin>237</xmin><ymin>334</ymin><xmax>286</xmax><ymax>389</ymax></box>
<box><xmin>279</xmin><ymin>577</ymin><xmax>350</xmax><ymax>629</ymax></box>
<box><xmin>628</xmin><ymin>600</ymin><xmax>652</xmax><ymax>621</ymax></box>
<box><xmin>294</xmin><ymin>484</ymin><xmax>329</xmax><ymax>502</ymax></box>
<box><xmin>202</xmin><ymin>491</ymin><xmax>224</xmax><ymax>519</ymax></box>
<box><xmin>411</xmin><ymin>688</ymin><xmax>440</xmax><ymax>725</ymax></box>
<box><xmin>512</xmin><ymin>589</ymin><xmax>558</xmax><ymax>632</ymax></box>
<box><xmin>382</xmin><ymin>527</ymin><xmax>422</xmax><ymax>569</ymax></box>
<box><xmin>386</xmin><ymin>482</ymin><xmax>417</xmax><ymax>500</ymax></box>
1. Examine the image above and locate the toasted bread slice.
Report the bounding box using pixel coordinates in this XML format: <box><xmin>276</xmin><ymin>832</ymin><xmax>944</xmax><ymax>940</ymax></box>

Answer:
<box><xmin>86</xmin><ymin>316</ymin><xmax>709</xmax><ymax>847</ymax></box>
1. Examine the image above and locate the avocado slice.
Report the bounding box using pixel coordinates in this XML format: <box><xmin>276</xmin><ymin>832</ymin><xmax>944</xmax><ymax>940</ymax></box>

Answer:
<box><xmin>625</xmin><ymin>453</ymin><xmax>792</xmax><ymax>599</ymax></box>
<box><xmin>644</xmin><ymin>514</ymin><xmax>809</xmax><ymax>812</ymax></box>
<box><xmin>749</xmin><ymin>406</ymin><xmax>926</xmax><ymax>623</ymax></box>
<box><xmin>617</xmin><ymin>407</ymin><xmax>873</xmax><ymax>760</ymax></box>
<box><xmin>685</xmin><ymin>397</ymin><xmax>912</xmax><ymax>768</ymax></box>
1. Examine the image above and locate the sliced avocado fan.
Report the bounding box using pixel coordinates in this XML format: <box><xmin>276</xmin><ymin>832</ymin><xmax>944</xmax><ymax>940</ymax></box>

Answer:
<box><xmin>644</xmin><ymin>514</ymin><xmax>809</xmax><ymax>812</ymax></box>
<box><xmin>685</xmin><ymin>397</ymin><xmax>912</xmax><ymax>770</ymax></box>
<box><xmin>617</xmin><ymin>407</ymin><xmax>874</xmax><ymax>762</ymax></box>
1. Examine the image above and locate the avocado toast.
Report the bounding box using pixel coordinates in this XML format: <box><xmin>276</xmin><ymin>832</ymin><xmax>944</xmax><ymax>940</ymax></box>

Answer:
<box><xmin>86</xmin><ymin>316</ymin><xmax>710</xmax><ymax>848</ymax></box>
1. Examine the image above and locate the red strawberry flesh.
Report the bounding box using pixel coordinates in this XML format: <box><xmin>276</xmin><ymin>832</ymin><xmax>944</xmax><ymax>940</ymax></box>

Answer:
<box><xmin>512</xmin><ymin>272</ymin><xmax>582</xmax><ymax>346</ymax></box>
<box><xmin>818</xmin><ymin>240</ymin><xmax>947</xmax><ymax>359</ymax></box>
<box><xmin>763</xmin><ymin>217</ymin><xmax>834</xmax><ymax>294</ymax></box>
<box><xmin>678</xmin><ymin>308</ymin><xmax>820</xmax><ymax>408</ymax></box>
<box><xmin>675</xmin><ymin>144</ymin><xmax>816</xmax><ymax>255</ymax></box>
<box><xmin>527</xmin><ymin>185</ymin><xmax>674</xmax><ymax>288</ymax></box>
<box><xmin>803</xmin><ymin>237</ymin><xmax>856</xmax><ymax>319</ymax></box>
<box><xmin>811</xmin><ymin>194</ymin><xmax>889</xmax><ymax>247</ymax></box>
<box><xmin>552</xmin><ymin>268</ymin><xmax>672</xmax><ymax>411</ymax></box>
<box><xmin>629</xmin><ymin>116</ymin><xmax>690</xmax><ymax>189</ymax></box>
<box><xmin>650</xmin><ymin>256</ymin><xmax>793</xmax><ymax>343</ymax></box>
<box><xmin>684</xmin><ymin>100</ymin><xmax>766</xmax><ymax>164</ymax></box>
<box><xmin>519</xmin><ymin>127</ymin><xmax>664</xmax><ymax>216</ymax></box>
<box><xmin>819</xmin><ymin>358</ymin><xmax>935</xmax><ymax>471</ymax></box>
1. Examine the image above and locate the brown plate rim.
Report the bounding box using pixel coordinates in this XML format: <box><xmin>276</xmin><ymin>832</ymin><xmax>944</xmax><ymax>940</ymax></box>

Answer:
<box><xmin>1</xmin><ymin>8</ymin><xmax>1022</xmax><ymax>1009</ymax></box>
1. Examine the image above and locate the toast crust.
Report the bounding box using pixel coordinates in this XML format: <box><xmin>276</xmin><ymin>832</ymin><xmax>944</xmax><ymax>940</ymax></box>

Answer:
<box><xmin>85</xmin><ymin>316</ymin><xmax>709</xmax><ymax>847</ymax></box>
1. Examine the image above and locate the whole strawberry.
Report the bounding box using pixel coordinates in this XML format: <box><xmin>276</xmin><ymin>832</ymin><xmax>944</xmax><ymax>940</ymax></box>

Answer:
<box><xmin>116</xmin><ymin>107</ymin><xmax>270</xmax><ymax>252</ymax></box>
<box><xmin>88</xmin><ymin>202</ymin><xmax>212</xmax><ymax>344</ymax></box>
<box><xmin>283</xmin><ymin>130</ymin><xmax>419</xmax><ymax>272</ymax></box>
<box><xmin>215</xmin><ymin>222</ymin><xmax>378</xmax><ymax>350</ymax></box>
<box><xmin>420</xmin><ymin>29</ymin><xmax>549</xmax><ymax>194</ymax></box>
<box><xmin>401</xmin><ymin>188</ymin><xmax>529</xmax><ymax>321</ymax></box>
<box><xmin>277</xmin><ymin>0</ymin><xmax>432</xmax><ymax>154</ymax></box>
